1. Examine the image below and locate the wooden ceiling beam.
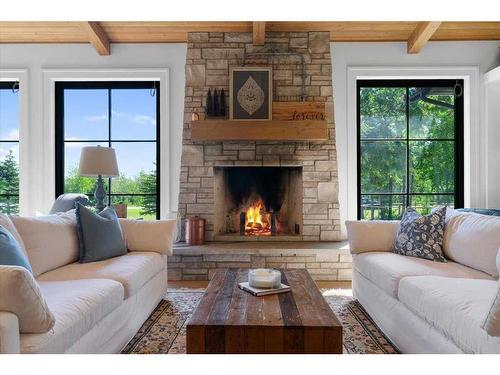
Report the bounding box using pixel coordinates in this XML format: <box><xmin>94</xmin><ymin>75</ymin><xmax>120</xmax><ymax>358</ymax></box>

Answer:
<box><xmin>407</xmin><ymin>21</ymin><xmax>442</xmax><ymax>54</ymax></box>
<box><xmin>1</xmin><ymin>21</ymin><xmax>499</xmax><ymax>44</ymax></box>
<box><xmin>81</xmin><ymin>21</ymin><xmax>110</xmax><ymax>55</ymax></box>
<box><xmin>253</xmin><ymin>22</ymin><xmax>266</xmax><ymax>45</ymax></box>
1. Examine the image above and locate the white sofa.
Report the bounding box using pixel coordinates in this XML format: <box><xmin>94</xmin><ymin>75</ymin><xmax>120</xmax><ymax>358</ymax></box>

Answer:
<box><xmin>0</xmin><ymin>213</ymin><xmax>176</xmax><ymax>354</ymax></box>
<box><xmin>346</xmin><ymin>210</ymin><xmax>500</xmax><ymax>354</ymax></box>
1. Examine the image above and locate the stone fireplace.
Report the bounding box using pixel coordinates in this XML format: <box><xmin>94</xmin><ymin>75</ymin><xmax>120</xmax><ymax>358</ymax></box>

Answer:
<box><xmin>214</xmin><ymin>166</ymin><xmax>303</xmax><ymax>240</ymax></box>
<box><xmin>177</xmin><ymin>30</ymin><xmax>340</xmax><ymax>243</ymax></box>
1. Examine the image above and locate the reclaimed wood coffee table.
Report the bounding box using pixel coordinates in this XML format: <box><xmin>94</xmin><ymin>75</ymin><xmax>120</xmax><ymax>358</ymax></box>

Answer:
<box><xmin>186</xmin><ymin>268</ymin><xmax>342</xmax><ymax>354</ymax></box>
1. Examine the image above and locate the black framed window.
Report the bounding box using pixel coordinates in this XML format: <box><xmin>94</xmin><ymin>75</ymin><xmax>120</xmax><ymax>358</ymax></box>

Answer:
<box><xmin>55</xmin><ymin>81</ymin><xmax>160</xmax><ymax>219</ymax></box>
<box><xmin>357</xmin><ymin>79</ymin><xmax>464</xmax><ymax>220</ymax></box>
<box><xmin>0</xmin><ymin>81</ymin><xmax>20</xmax><ymax>214</ymax></box>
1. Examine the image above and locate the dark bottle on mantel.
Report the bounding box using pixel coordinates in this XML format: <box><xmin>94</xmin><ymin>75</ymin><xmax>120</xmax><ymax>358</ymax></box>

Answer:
<box><xmin>219</xmin><ymin>89</ymin><xmax>226</xmax><ymax>117</ymax></box>
<box><xmin>213</xmin><ymin>88</ymin><xmax>219</xmax><ymax>116</ymax></box>
<box><xmin>206</xmin><ymin>89</ymin><xmax>213</xmax><ymax>116</ymax></box>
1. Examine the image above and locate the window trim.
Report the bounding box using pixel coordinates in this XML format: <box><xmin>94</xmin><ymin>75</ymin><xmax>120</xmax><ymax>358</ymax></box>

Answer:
<box><xmin>0</xmin><ymin>81</ymin><xmax>21</xmax><ymax>213</ymax></box>
<box><xmin>356</xmin><ymin>79</ymin><xmax>464</xmax><ymax>219</ymax></box>
<box><xmin>54</xmin><ymin>81</ymin><xmax>161</xmax><ymax>219</ymax></box>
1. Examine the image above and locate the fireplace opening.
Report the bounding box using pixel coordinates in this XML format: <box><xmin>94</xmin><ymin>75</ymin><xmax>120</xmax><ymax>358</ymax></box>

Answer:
<box><xmin>214</xmin><ymin>167</ymin><xmax>303</xmax><ymax>240</ymax></box>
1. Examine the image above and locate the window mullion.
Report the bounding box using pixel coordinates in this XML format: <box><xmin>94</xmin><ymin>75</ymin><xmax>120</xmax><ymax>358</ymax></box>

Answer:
<box><xmin>108</xmin><ymin>87</ymin><xmax>112</xmax><ymax>207</ymax></box>
<box><xmin>405</xmin><ymin>86</ymin><xmax>410</xmax><ymax>208</ymax></box>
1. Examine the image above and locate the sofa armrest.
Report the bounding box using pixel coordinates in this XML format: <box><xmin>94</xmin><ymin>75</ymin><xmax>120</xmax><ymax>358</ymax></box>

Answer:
<box><xmin>0</xmin><ymin>312</ymin><xmax>20</xmax><ymax>354</ymax></box>
<box><xmin>119</xmin><ymin>219</ymin><xmax>177</xmax><ymax>255</ymax></box>
<box><xmin>346</xmin><ymin>220</ymin><xmax>400</xmax><ymax>254</ymax></box>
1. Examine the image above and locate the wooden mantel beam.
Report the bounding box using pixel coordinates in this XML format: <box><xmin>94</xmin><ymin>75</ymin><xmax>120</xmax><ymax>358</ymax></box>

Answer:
<box><xmin>253</xmin><ymin>22</ymin><xmax>266</xmax><ymax>46</ymax></box>
<box><xmin>81</xmin><ymin>21</ymin><xmax>110</xmax><ymax>56</ymax></box>
<box><xmin>407</xmin><ymin>21</ymin><xmax>442</xmax><ymax>54</ymax></box>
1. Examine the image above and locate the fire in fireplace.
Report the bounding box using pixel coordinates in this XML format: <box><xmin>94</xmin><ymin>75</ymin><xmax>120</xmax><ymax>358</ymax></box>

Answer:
<box><xmin>214</xmin><ymin>167</ymin><xmax>303</xmax><ymax>240</ymax></box>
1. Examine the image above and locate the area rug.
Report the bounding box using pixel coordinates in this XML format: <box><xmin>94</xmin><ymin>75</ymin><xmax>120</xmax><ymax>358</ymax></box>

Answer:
<box><xmin>122</xmin><ymin>291</ymin><xmax>398</xmax><ymax>354</ymax></box>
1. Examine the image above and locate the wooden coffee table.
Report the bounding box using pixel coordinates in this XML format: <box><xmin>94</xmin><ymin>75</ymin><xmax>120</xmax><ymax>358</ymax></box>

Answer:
<box><xmin>186</xmin><ymin>268</ymin><xmax>342</xmax><ymax>354</ymax></box>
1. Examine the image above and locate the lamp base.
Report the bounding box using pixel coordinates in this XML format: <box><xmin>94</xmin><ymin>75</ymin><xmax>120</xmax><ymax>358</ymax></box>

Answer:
<box><xmin>94</xmin><ymin>175</ymin><xmax>106</xmax><ymax>212</ymax></box>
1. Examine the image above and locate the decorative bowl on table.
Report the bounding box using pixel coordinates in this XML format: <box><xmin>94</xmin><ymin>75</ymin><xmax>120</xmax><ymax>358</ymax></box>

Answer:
<box><xmin>248</xmin><ymin>269</ymin><xmax>281</xmax><ymax>289</ymax></box>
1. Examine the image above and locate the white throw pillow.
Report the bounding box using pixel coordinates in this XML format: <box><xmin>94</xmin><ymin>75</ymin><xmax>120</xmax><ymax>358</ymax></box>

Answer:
<box><xmin>119</xmin><ymin>219</ymin><xmax>176</xmax><ymax>255</ymax></box>
<box><xmin>0</xmin><ymin>214</ymin><xmax>28</xmax><ymax>258</ymax></box>
<box><xmin>0</xmin><ymin>266</ymin><xmax>55</xmax><ymax>333</ymax></box>
<box><xmin>11</xmin><ymin>211</ymin><xmax>79</xmax><ymax>277</ymax></box>
<box><xmin>443</xmin><ymin>210</ymin><xmax>500</xmax><ymax>278</ymax></box>
<box><xmin>482</xmin><ymin>250</ymin><xmax>500</xmax><ymax>336</ymax></box>
<box><xmin>345</xmin><ymin>220</ymin><xmax>400</xmax><ymax>254</ymax></box>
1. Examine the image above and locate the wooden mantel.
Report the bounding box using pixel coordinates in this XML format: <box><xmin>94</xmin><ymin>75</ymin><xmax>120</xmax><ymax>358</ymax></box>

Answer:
<box><xmin>191</xmin><ymin>120</ymin><xmax>328</xmax><ymax>141</ymax></box>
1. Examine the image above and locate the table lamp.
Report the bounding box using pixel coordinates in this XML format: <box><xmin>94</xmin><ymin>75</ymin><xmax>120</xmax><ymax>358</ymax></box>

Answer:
<box><xmin>78</xmin><ymin>146</ymin><xmax>119</xmax><ymax>212</ymax></box>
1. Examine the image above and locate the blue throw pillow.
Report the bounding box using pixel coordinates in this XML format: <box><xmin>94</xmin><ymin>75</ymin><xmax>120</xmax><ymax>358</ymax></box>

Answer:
<box><xmin>75</xmin><ymin>203</ymin><xmax>127</xmax><ymax>263</ymax></box>
<box><xmin>49</xmin><ymin>193</ymin><xmax>89</xmax><ymax>214</ymax></box>
<box><xmin>393</xmin><ymin>206</ymin><xmax>447</xmax><ymax>262</ymax></box>
<box><xmin>0</xmin><ymin>224</ymin><xmax>33</xmax><ymax>273</ymax></box>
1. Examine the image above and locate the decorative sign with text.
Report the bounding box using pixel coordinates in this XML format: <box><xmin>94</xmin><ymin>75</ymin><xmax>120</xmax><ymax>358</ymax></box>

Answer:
<box><xmin>272</xmin><ymin>102</ymin><xmax>325</xmax><ymax>121</ymax></box>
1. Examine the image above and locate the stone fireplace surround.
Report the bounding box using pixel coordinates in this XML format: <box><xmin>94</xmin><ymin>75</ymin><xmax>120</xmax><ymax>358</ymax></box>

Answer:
<box><xmin>171</xmin><ymin>31</ymin><xmax>351</xmax><ymax>281</ymax></box>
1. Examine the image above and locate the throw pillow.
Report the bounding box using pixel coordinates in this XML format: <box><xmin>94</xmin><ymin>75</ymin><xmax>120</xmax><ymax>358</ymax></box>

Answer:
<box><xmin>443</xmin><ymin>209</ymin><xmax>500</xmax><ymax>278</ymax></box>
<box><xmin>0</xmin><ymin>265</ymin><xmax>55</xmax><ymax>333</ymax></box>
<box><xmin>11</xmin><ymin>211</ymin><xmax>79</xmax><ymax>277</ymax></box>
<box><xmin>393</xmin><ymin>206</ymin><xmax>447</xmax><ymax>262</ymax></box>
<box><xmin>49</xmin><ymin>193</ymin><xmax>89</xmax><ymax>214</ymax></box>
<box><xmin>482</xmin><ymin>249</ymin><xmax>500</xmax><ymax>336</ymax></box>
<box><xmin>76</xmin><ymin>203</ymin><xmax>127</xmax><ymax>263</ymax></box>
<box><xmin>0</xmin><ymin>224</ymin><xmax>33</xmax><ymax>273</ymax></box>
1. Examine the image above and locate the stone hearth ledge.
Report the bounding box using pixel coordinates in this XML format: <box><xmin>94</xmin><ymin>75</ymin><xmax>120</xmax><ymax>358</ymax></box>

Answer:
<box><xmin>168</xmin><ymin>241</ymin><xmax>352</xmax><ymax>281</ymax></box>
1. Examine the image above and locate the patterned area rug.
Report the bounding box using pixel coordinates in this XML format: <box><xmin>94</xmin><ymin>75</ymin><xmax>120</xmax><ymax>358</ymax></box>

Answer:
<box><xmin>122</xmin><ymin>291</ymin><xmax>398</xmax><ymax>354</ymax></box>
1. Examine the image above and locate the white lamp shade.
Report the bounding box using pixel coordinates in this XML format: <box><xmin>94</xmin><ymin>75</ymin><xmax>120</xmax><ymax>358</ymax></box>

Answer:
<box><xmin>78</xmin><ymin>146</ymin><xmax>119</xmax><ymax>177</ymax></box>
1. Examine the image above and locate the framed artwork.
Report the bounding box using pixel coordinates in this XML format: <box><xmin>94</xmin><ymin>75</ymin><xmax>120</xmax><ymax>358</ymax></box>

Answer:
<box><xmin>230</xmin><ymin>67</ymin><xmax>272</xmax><ymax>120</ymax></box>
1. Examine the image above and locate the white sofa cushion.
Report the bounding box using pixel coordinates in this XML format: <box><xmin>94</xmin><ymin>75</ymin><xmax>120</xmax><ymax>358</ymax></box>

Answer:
<box><xmin>353</xmin><ymin>252</ymin><xmax>493</xmax><ymax>298</ymax></box>
<box><xmin>482</xmin><ymin>250</ymin><xmax>500</xmax><ymax>336</ymax></box>
<box><xmin>444</xmin><ymin>210</ymin><xmax>500</xmax><ymax>278</ymax></box>
<box><xmin>398</xmin><ymin>276</ymin><xmax>500</xmax><ymax>353</ymax></box>
<box><xmin>0</xmin><ymin>266</ymin><xmax>55</xmax><ymax>334</ymax></box>
<box><xmin>20</xmin><ymin>278</ymin><xmax>124</xmax><ymax>354</ymax></box>
<box><xmin>119</xmin><ymin>218</ymin><xmax>176</xmax><ymax>255</ymax></box>
<box><xmin>11</xmin><ymin>212</ymin><xmax>79</xmax><ymax>277</ymax></box>
<box><xmin>346</xmin><ymin>220</ymin><xmax>400</xmax><ymax>254</ymax></box>
<box><xmin>37</xmin><ymin>252</ymin><xmax>165</xmax><ymax>299</ymax></box>
<box><xmin>483</xmin><ymin>282</ymin><xmax>500</xmax><ymax>337</ymax></box>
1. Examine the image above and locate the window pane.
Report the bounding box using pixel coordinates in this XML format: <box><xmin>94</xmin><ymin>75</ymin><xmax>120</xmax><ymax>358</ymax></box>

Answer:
<box><xmin>0</xmin><ymin>87</ymin><xmax>19</xmax><ymax>140</ymax></box>
<box><xmin>64</xmin><ymin>142</ymin><xmax>109</xmax><ymax>194</ymax></box>
<box><xmin>64</xmin><ymin>89</ymin><xmax>108</xmax><ymax>140</ymax></box>
<box><xmin>409</xmin><ymin>195</ymin><xmax>454</xmax><ymax>215</ymax></box>
<box><xmin>409</xmin><ymin>87</ymin><xmax>455</xmax><ymax>139</ymax></box>
<box><xmin>111</xmin><ymin>195</ymin><xmax>157</xmax><ymax>220</ymax></box>
<box><xmin>360</xmin><ymin>141</ymin><xmax>406</xmax><ymax>193</ymax></box>
<box><xmin>0</xmin><ymin>143</ymin><xmax>19</xmax><ymax>195</ymax></box>
<box><xmin>111</xmin><ymin>142</ymin><xmax>156</xmax><ymax>194</ymax></box>
<box><xmin>410</xmin><ymin>141</ymin><xmax>455</xmax><ymax>193</ymax></box>
<box><xmin>0</xmin><ymin>195</ymin><xmax>19</xmax><ymax>215</ymax></box>
<box><xmin>111</xmin><ymin>89</ymin><xmax>156</xmax><ymax>140</ymax></box>
<box><xmin>360</xmin><ymin>194</ymin><xmax>405</xmax><ymax>220</ymax></box>
<box><xmin>360</xmin><ymin>87</ymin><xmax>406</xmax><ymax>139</ymax></box>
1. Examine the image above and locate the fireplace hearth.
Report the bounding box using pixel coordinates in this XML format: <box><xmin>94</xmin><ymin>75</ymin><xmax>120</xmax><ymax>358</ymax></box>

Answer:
<box><xmin>214</xmin><ymin>167</ymin><xmax>302</xmax><ymax>241</ymax></box>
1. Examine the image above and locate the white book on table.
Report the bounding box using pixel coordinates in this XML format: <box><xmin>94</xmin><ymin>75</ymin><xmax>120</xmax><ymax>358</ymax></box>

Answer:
<box><xmin>238</xmin><ymin>282</ymin><xmax>291</xmax><ymax>296</ymax></box>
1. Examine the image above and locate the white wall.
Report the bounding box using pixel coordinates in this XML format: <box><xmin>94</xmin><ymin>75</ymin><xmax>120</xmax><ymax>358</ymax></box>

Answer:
<box><xmin>485</xmin><ymin>67</ymin><xmax>500</xmax><ymax>208</ymax></box>
<box><xmin>0</xmin><ymin>43</ymin><xmax>186</xmax><ymax>216</ymax></box>
<box><xmin>332</xmin><ymin>41</ymin><xmax>500</xmax><ymax>237</ymax></box>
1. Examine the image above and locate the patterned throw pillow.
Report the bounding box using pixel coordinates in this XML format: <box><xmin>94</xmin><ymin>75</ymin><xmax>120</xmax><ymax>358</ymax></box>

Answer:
<box><xmin>393</xmin><ymin>206</ymin><xmax>447</xmax><ymax>262</ymax></box>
